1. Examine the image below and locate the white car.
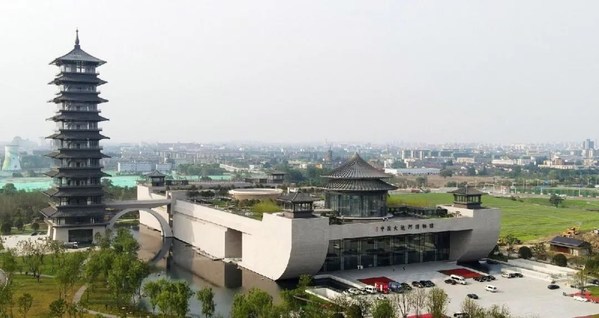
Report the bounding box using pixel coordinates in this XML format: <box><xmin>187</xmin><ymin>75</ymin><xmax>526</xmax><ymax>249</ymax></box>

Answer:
<box><xmin>573</xmin><ymin>296</ymin><xmax>589</xmax><ymax>302</ymax></box>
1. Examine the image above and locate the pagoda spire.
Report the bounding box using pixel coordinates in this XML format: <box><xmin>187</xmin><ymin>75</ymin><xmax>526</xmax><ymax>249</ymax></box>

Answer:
<box><xmin>75</xmin><ymin>29</ymin><xmax>80</xmax><ymax>48</ymax></box>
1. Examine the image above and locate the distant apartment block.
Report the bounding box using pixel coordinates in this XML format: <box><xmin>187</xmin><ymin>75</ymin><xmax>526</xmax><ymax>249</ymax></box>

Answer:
<box><xmin>385</xmin><ymin>168</ymin><xmax>440</xmax><ymax>176</ymax></box>
<box><xmin>117</xmin><ymin>162</ymin><xmax>153</xmax><ymax>173</ymax></box>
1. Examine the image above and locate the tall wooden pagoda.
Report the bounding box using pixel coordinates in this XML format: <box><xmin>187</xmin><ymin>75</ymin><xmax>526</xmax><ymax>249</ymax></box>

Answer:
<box><xmin>41</xmin><ymin>31</ymin><xmax>110</xmax><ymax>244</ymax></box>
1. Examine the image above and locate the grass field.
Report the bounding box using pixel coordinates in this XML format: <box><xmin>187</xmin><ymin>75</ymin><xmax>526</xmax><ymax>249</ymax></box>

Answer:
<box><xmin>7</xmin><ymin>274</ymin><xmax>96</xmax><ymax>318</ymax></box>
<box><xmin>390</xmin><ymin>193</ymin><xmax>599</xmax><ymax>242</ymax></box>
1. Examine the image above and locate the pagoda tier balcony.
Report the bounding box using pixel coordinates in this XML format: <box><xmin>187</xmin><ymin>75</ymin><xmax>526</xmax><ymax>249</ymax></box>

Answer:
<box><xmin>43</xmin><ymin>187</ymin><xmax>104</xmax><ymax>198</ymax></box>
<box><xmin>48</xmin><ymin>113</ymin><xmax>108</xmax><ymax>122</ymax></box>
<box><xmin>41</xmin><ymin>206</ymin><xmax>106</xmax><ymax>220</ymax></box>
<box><xmin>47</xmin><ymin>149</ymin><xmax>108</xmax><ymax>159</ymax></box>
<box><xmin>50</xmin><ymin>73</ymin><xmax>106</xmax><ymax>85</ymax></box>
<box><xmin>52</xmin><ymin>127</ymin><xmax>103</xmax><ymax>132</ymax></box>
<box><xmin>47</xmin><ymin>131</ymin><xmax>109</xmax><ymax>140</ymax></box>
<box><xmin>49</xmin><ymin>94</ymin><xmax>107</xmax><ymax>104</ymax></box>
<box><xmin>56</xmin><ymin>146</ymin><xmax>103</xmax><ymax>151</ymax></box>
<box><xmin>51</xmin><ymin>165</ymin><xmax>105</xmax><ymax>170</ymax></box>
<box><xmin>53</xmin><ymin>183</ymin><xmax>103</xmax><ymax>189</ymax></box>
<box><xmin>45</xmin><ymin>169</ymin><xmax>110</xmax><ymax>178</ymax></box>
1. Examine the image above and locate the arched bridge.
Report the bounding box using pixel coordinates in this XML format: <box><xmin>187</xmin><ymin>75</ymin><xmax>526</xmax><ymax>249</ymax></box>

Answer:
<box><xmin>105</xmin><ymin>199</ymin><xmax>173</xmax><ymax>237</ymax></box>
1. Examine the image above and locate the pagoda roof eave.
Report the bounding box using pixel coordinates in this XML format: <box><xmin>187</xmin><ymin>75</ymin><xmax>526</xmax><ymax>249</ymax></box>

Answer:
<box><xmin>324</xmin><ymin>153</ymin><xmax>391</xmax><ymax>179</ymax></box>
<box><xmin>50</xmin><ymin>46</ymin><xmax>106</xmax><ymax>66</ymax></box>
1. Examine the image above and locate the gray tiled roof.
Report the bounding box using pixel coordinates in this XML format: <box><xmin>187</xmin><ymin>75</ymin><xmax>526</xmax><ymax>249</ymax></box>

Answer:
<box><xmin>45</xmin><ymin>169</ymin><xmax>110</xmax><ymax>178</ymax></box>
<box><xmin>449</xmin><ymin>186</ymin><xmax>485</xmax><ymax>195</ymax></box>
<box><xmin>278</xmin><ymin>192</ymin><xmax>317</xmax><ymax>203</ymax></box>
<box><xmin>48</xmin><ymin>112</ymin><xmax>108</xmax><ymax>122</ymax></box>
<box><xmin>324</xmin><ymin>153</ymin><xmax>390</xmax><ymax>179</ymax></box>
<box><xmin>51</xmin><ymin>45</ymin><xmax>106</xmax><ymax>65</ymax></box>
<box><xmin>549</xmin><ymin>236</ymin><xmax>589</xmax><ymax>248</ymax></box>
<box><xmin>46</xmin><ymin>150</ymin><xmax>109</xmax><ymax>159</ymax></box>
<box><xmin>146</xmin><ymin>170</ymin><xmax>166</xmax><ymax>177</ymax></box>
<box><xmin>50</xmin><ymin>74</ymin><xmax>107</xmax><ymax>85</ymax></box>
<box><xmin>47</xmin><ymin>130</ymin><xmax>109</xmax><ymax>140</ymax></box>
<box><xmin>326</xmin><ymin>179</ymin><xmax>398</xmax><ymax>192</ymax></box>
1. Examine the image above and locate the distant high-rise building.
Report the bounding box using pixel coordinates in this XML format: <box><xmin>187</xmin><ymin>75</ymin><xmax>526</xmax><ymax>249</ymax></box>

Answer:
<box><xmin>583</xmin><ymin>139</ymin><xmax>595</xmax><ymax>150</ymax></box>
<box><xmin>41</xmin><ymin>31</ymin><xmax>110</xmax><ymax>243</ymax></box>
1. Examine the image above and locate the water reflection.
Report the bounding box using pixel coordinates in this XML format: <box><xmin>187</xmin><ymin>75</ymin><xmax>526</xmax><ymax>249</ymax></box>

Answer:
<box><xmin>133</xmin><ymin>226</ymin><xmax>295</xmax><ymax>317</ymax></box>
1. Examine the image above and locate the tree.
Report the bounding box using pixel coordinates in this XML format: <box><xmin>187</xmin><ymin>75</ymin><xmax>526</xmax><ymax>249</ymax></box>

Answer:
<box><xmin>196</xmin><ymin>287</ymin><xmax>216</xmax><ymax>318</ymax></box>
<box><xmin>1</xmin><ymin>222</ymin><xmax>12</xmax><ymax>235</ymax></box>
<box><xmin>549</xmin><ymin>194</ymin><xmax>564</xmax><ymax>207</ymax></box>
<box><xmin>49</xmin><ymin>298</ymin><xmax>66</xmax><ymax>318</ymax></box>
<box><xmin>410</xmin><ymin>288</ymin><xmax>427</xmax><ymax>318</ymax></box>
<box><xmin>460</xmin><ymin>298</ymin><xmax>485</xmax><ymax>318</ymax></box>
<box><xmin>55</xmin><ymin>252</ymin><xmax>87</xmax><ymax>299</ymax></box>
<box><xmin>466</xmin><ymin>166</ymin><xmax>477</xmax><ymax>176</ymax></box>
<box><xmin>392</xmin><ymin>291</ymin><xmax>412</xmax><ymax>318</ymax></box>
<box><xmin>17</xmin><ymin>293</ymin><xmax>33</xmax><ymax>318</ymax></box>
<box><xmin>486</xmin><ymin>304</ymin><xmax>511</xmax><ymax>318</ymax></box>
<box><xmin>231</xmin><ymin>288</ymin><xmax>274</xmax><ymax>318</ymax></box>
<box><xmin>439</xmin><ymin>169</ymin><xmax>453</xmax><ymax>178</ymax></box>
<box><xmin>552</xmin><ymin>253</ymin><xmax>568</xmax><ymax>267</ymax></box>
<box><xmin>531</xmin><ymin>243</ymin><xmax>548</xmax><ymax>260</ymax></box>
<box><xmin>371</xmin><ymin>298</ymin><xmax>394</xmax><ymax>318</ymax></box>
<box><xmin>518</xmin><ymin>246</ymin><xmax>533</xmax><ymax>259</ymax></box>
<box><xmin>572</xmin><ymin>269</ymin><xmax>588</xmax><ymax>294</ymax></box>
<box><xmin>142</xmin><ymin>281</ymin><xmax>161</xmax><ymax>314</ymax></box>
<box><xmin>14</xmin><ymin>219</ymin><xmax>24</xmax><ymax>232</ymax></box>
<box><xmin>426</xmin><ymin>287</ymin><xmax>448</xmax><ymax>318</ymax></box>
<box><xmin>2</xmin><ymin>183</ymin><xmax>17</xmax><ymax>195</ymax></box>
<box><xmin>415</xmin><ymin>176</ymin><xmax>427</xmax><ymax>188</ymax></box>
<box><xmin>31</xmin><ymin>222</ymin><xmax>39</xmax><ymax>232</ymax></box>
<box><xmin>2</xmin><ymin>248</ymin><xmax>19</xmax><ymax>279</ymax></box>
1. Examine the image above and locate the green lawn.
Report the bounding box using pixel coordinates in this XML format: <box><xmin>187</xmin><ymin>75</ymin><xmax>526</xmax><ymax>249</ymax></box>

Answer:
<box><xmin>390</xmin><ymin>193</ymin><xmax>599</xmax><ymax>242</ymax></box>
<box><xmin>7</xmin><ymin>274</ymin><xmax>95</xmax><ymax>318</ymax></box>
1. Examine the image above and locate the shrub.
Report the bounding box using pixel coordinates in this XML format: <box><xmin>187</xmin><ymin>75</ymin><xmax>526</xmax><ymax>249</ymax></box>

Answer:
<box><xmin>552</xmin><ymin>253</ymin><xmax>568</xmax><ymax>267</ymax></box>
<box><xmin>518</xmin><ymin>246</ymin><xmax>533</xmax><ymax>259</ymax></box>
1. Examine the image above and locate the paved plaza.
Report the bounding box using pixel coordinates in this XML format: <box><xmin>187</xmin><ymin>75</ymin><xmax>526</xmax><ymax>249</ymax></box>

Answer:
<box><xmin>329</xmin><ymin>261</ymin><xmax>599</xmax><ymax>318</ymax></box>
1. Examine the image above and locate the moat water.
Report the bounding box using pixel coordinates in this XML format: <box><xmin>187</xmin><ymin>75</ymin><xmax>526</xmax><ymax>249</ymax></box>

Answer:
<box><xmin>132</xmin><ymin>225</ymin><xmax>295</xmax><ymax>317</ymax></box>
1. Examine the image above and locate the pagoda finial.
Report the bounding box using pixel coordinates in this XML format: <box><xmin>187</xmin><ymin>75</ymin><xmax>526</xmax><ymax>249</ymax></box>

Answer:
<box><xmin>75</xmin><ymin>29</ymin><xmax>80</xmax><ymax>48</ymax></box>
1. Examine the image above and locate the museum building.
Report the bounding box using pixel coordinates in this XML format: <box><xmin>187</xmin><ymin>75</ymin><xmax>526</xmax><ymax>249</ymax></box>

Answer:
<box><xmin>138</xmin><ymin>153</ymin><xmax>501</xmax><ymax>280</ymax></box>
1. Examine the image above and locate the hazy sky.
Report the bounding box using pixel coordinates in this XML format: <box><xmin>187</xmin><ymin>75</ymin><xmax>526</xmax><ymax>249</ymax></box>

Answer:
<box><xmin>1</xmin><ymin>1</ymin><xmax>599</xmax><ymax>144</ymax></box>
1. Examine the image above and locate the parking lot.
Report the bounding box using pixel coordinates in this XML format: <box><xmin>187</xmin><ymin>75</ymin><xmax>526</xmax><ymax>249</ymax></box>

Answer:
<box><xmin>330</xmin><ymin>261</ymin><xmax>599</xmax><ymax>318</ymax></box>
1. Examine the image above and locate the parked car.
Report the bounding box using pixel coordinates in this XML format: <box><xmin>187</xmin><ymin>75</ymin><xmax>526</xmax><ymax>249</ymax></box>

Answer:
<box><xmin>589</xmin><ymin>279</ymin><xmax>599</xmax><ymax>285</ymax></box>
<box><xmin>445</xmin><ymin>279</ymin><xmax>457</xmax><ymax>285</ymax></box>
<box><xmin>411</xmin><ymin>281</ymin><xmax>423</xmax><ymax>288</ymax></box>
<box><xmin>513</xmin><ymin>273</ymin><xmax>523</xmax><ymax>278</ymax></box>
<box><xmin>421</xmin><ymin>280</ymin><xmax>435</xmax><ymax>287</ymax></box>
<box><xmin>467</xmin><ymin>293</ymin><xmax>479</xmax><ymax>300</ymax></box>
<box><xmin>485</xmin><ymin>285</ymin><xmax>498</xmax><ymax>293</ymax></box>
<box><xmin>454</xmin><ymin>313</ymin><xmax>470</xmax><ymax>318</ymax></box>
<box><xmin>547</xmin><ymin>284</ymin><xmax>560</xmax><ymax>290</ymax></box>
<box><xmin>400</xmin><ymin>282</ymin><xmax>412</xmax><ymax>291</ymax></box>
<box><xmin>30</xmin><ymin>232</ymin><xmax>38</xmax><ymax>236</ymax></box>
<box><xmin>473</xmin><ymin>276</ymin><xmax>484</xmax><ymax>282</ymax></box>
<box><xmin>487</xmin><ymin>275</ymin><xmax>496</xmax><ymax>281</ymax></box>
<box><xmin>574</xmin><ymin>296</ymin><xmax>589</xmax><ymax>302</ymax></box>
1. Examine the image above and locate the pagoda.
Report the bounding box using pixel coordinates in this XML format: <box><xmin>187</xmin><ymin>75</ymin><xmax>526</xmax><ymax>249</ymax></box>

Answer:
<box><xmin>323</xmin><ymin>153</ymin><xmax>397</xmax><ymax>218</ymax></box>
<box><xmin>41</xmin><ymin>31</ymin><xmax>110</xmax><ymax>244</ymax></box>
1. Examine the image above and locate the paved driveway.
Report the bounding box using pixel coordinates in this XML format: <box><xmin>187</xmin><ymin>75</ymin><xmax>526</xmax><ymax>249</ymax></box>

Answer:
<box><xmin>330</xmin><ymin>261</ymin><xmax>599</xmax><ymax>318</ymax></box>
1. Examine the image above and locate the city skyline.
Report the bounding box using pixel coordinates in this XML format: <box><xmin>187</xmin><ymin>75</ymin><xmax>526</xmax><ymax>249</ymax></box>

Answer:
<box><xmin>1</xmin><ymin>1</ymin><xmax>599</xmax><ymax>144</ymax></box>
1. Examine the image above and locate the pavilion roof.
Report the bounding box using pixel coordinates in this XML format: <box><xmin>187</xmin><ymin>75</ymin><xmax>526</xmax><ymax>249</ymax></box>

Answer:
<box><xmin>146</xmin><ymin>170</ymin><xmax>166</xmax><ymax>177</ymax></box>
<box><xmin>43</xmin><ymin>187</ymin><xmax>104</xmax><ymax>198</ymax></box>
<box><xmin>277</xmin><ymin>192</ymin><xmax>317</xmax><ymax>203</ymax></box>
<box><xmin>549</xmin><ymin>236</ymin><xmax>590</xmax><ymax>248</ymax></box>
<box><xmin>324</xmin><ymin>153</ymin><xmax>390</xmax><ymax>179</ymax></box>
<box><xmin>449</xmin><ymin>186</ymin><xmax>486</xmax><ymax>195</ymax></box>
<box><xmin>326</xmin><ymin>179</ymin><xmax>398</xmax><ymax>192</ymax></box>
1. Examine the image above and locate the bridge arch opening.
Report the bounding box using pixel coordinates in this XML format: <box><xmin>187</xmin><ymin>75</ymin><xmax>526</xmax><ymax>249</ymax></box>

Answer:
<box><xmin>107</xmin><ymin>208</ymin><xmax>173</xmax><ymax>238</ymax></box>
